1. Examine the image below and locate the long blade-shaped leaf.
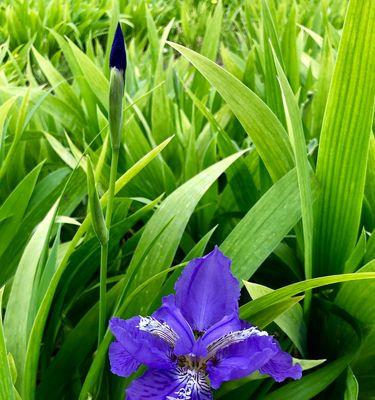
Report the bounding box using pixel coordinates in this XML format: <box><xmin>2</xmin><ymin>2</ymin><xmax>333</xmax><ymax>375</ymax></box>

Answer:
<box><xmin>0</xmin><ymin>288</ymin><xmax>15</xmax><ymax>400</ymax></box>
<box><xmin>313</xmin><ymin>0</ymin><xmax>375</xmax><ymax>275</ymax></box>
<box><xmin>124</xmin><ymin>151</ymin><xmax>246</xmax><ymax>312</ymax></box>
<box><xmin>168</xmin><ymin>41</ymin><xmax>294</xmax><ymax>181</ymax></box>
<box><xmin>4</xmin><ymin>202</ymin><xmax>58</xmax><ymax>393</ymax></box>
<box><xmin>222</xmin><ymin>168</ymin><xmax>317</xmax><ymax>281</ymax></box>
<box><xmin>274</xmin><ymin>50</ymin><xmax>314</xmax><ymax>282</ymax></box>
<box><xmin>241</xmin><ymin>261</ymin><xmax>375</xmax><ymax>319</ymax></box>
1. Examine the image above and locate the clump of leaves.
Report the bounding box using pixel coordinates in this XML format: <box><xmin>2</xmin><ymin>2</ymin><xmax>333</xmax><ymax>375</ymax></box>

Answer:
<box><xmin>0</xmin><ymin>0</ymin><xmax>374</xmax><ymax>399</ymax></box>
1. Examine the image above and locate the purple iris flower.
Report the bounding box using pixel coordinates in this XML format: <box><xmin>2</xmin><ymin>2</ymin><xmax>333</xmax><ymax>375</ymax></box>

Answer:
<box><xmin>109</xmin><ymin>247</ymin><xmax>302</xmax><ymax>399</ymax></box>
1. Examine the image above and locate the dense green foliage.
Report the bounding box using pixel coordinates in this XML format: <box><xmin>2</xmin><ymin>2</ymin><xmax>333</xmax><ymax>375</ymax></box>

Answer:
<box><xmin>0</xmin><ymin>0</ymin><xmax>374</xmax><ymax>399</ymax></box>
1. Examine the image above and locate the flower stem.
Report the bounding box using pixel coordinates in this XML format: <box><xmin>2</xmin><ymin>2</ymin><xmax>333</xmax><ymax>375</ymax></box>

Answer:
<box><xmin>98</xmin><ymin>242</ymin><xmax>109</xmax><ymax>345</ymax></box>
<box><xmin>98</xmin><ymin>148</ymin><xmax>119</xmax><ymax>346</ymax></box>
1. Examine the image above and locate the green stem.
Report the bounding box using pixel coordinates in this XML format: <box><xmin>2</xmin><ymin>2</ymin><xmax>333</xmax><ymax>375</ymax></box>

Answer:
<box><xmin>98</xmin><ymin>242</ymin><xmax>109</xmax><ymax>345</ymax></box>
<box><xmin>98</xmin><ymin>148</ymin><xmax>119</xmax><ymax>345</ymax></box>
<box><xmin>105</xmin><ymin>149</ymin><xmax>120</xmax><ymax>231</ymax></box>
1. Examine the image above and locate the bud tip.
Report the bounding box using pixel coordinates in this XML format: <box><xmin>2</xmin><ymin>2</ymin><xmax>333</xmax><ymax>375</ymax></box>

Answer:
<box><xmin>109</xmin><ymin>23</ymin><xmax>127</xmax><ymax>74</ymax></box>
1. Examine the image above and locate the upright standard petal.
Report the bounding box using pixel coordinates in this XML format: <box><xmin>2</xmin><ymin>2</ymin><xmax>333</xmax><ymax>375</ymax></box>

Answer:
<box><xmin>109</xmin><ymin>317</ymin><xmax>174</xmax><ymax>373</ymax></box>
<box><xmin>260</xmin><ymin>340</ymin><xmax>302</xmax><ymax>382</ymax></box>
<box><xmin>174</xmin><ymin>247</ymin><xmax>240</xmax><ymax>331</ymax></box>
<box><xmin>153</xmin><ymin>295</ymin><xmax>196</xmax><ymax>355</ymax></box>
<box><xmin>207</xmin><ymin>332</ymin><xmax>277</xmax><ymax>389</ymax></box>
<box><xmin>126</xmin><ymin>367</ymin><xmax>212</xmax><ymax>400</ymax></box>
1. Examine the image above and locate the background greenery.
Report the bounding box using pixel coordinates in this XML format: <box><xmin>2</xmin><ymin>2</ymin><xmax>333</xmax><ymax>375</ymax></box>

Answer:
<box><xmin>0</xmin><ymin>0</ymin><xmax>374</xmax><ymax>399</ymax></box>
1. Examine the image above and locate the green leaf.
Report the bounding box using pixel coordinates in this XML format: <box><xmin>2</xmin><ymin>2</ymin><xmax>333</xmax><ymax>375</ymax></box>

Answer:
<box><xmin>0</xmin><ymin>90</ymin><xmax>30</xmax><ymax>181</ymax></box>
<box><xmin>249</xmin><ymin>295</ymin><xmax>304</xmax><ymax>331</ymax></box>
<box><xmin>86</xmin><ymin>156</ymin><xmax>108</xmax><ymax>245</ymax></box>
<box><xmin>23</xmin><ymin>140</ymin><xmax>172</xmax><ymax>398</ymax></box>
<box><xmin>0</xmin><ymin>168</ymin><xmax>69</xmax><ymax>285</ymax></box>
<box><xmin>313</xmin><ymin>0</ymin><xmax>375</xmax><ymax>275</ymax></box>
<box><xmin>0</xmin><ymin>288</ymin><xmax>15</xmax><ymax>400</ymax></box>
<box><xmin>43</xmin><ymin>132</ymin><xmax>77</xmax><ymax>169</ymax></box>
<box><xmin>168</xmin><ymin>41</ymin><xmax>294</xmax><ymax>181</ymax></box>
<box><xmin>344</xmin><ymin>368</ymin><xmax>359</xmax><ymax>400</ymax></box>
<box><xmin>49</xmin><ymin>29</ymin><xmax>99</xmax><ymax>134</ymax></box>
<box><xmin>310</xmin><ymin>35</ymin><xmax>335</xmax><ymax>139</ymax></box>
<box><xmin>281</xmin><ymin>3</ymin><xmax>299</xmax><ymax>93</ymax></box>
<box><xmin>334</xmin><ymin>260</ymin><xmax>375</xmax><ymax>330</ymax></box>
<box><xmin>36</xmin><ymin>282</ymin><xmax>123</xmax><ymax>400</ymax></box>
<box><xmin>241</xmin><ymin>263</ymin><xmax>375</xmax><ymax>319</ymax></box>
<box><xmin>145</xmin><ymin>7</ymin><xmax>160</xmax><ymax>71</ymax></box>
<box><xmin>264</xmin><ymin>354</ymin><xmax>352</xmax><ymax>400</ymax></box>
<box><xmin>344</xmin><ymin>230</ymin><xmax>366</xmax><ymax>273</ymax></box>
<box><xmin>36</xmin><ymin>226</ymin><xmax>61</xmax><ymax>309</ymax></box>
<box><xmin>150</xmin><ymin>21</ymin><xmax>174</xmax><ymax>146</ymax></box>
<box><xmin>295</xmin><ymin>358</ymin><xmax>326</xmax><ymax>371</ymax></box>
<box><xmin>68</xmin><ymin>39</ymin><xmax>109</xmax><ymax>111</ymax></box>
<box><xmin>246</xmin><ymin>282</ymin><xmax>306</xmax><ymax>355</ymax></box>
<box><xmin>0</xmin><ymin>96</ymin><xmax>17</xmax><ymax>165</ymax></box>
<box><xmin>261</xmin><ymin>0</ymin><xmax>285</xmax><ymax>124</ymax></box>
<box><xmin>32</xmin><ymin>46</ymin><xmax>82</xmax><ymax>116</ymax></box>
<box><xmin>0</xmin><ymin>163</ymin><xmax>43</xmax><ymax>267</ymax></box>
<box><xmin>365</xmin><ymin>136</ymin><xmax>375</xmax><ymax>221</ymax></box>
<box><xmin>124</xmin><ymin>150</ymin><xmax>246</xmax><ymax>313</ymax></box>
<box><xmin>4</xmin><ymin>201</ymin><xmax>59</xmax><ymax>393</ymax></box>
<box><xmin>274</xmin><ymin>48</ymin><xmax>314</xmax><ymax>283</ymax></box>
<box><xmin>191</xmin><ymin>0</ymin><xmax>223</xmax><ymax>99</ymax></box>
<box><xmin>31</xmin><ymin>196</ymin><xmax>161</xmax><ymax>399</ymax></box>
<box><xmin>221</xmin><ymin>168</ymin><xmax>317</xmax><ymax>281</ymax></box>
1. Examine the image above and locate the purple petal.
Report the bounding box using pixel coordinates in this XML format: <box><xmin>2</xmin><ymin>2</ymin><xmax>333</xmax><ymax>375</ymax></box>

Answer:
<box><xmin>207</xmin><ymin>332</ymin><xmax>278</xmax><ymax>389</ymax></box>
<box><xmin>109</xmin><ymin>317</ymin><xmax>174</xmax><ymax>373</ymax></box>
<box><xmin>126</xmin><ymin>368</ymin><xmax>213</xmax><ymax>400</ymax></box>
<box><xmin>175</xmin><ymin>246</ymin><xmax>240</xmax><ymax>331</ymax></box>
<box><xmin>108</xmin><ymin>341</ymin><xmax>140</xmax><ymax>377</ymax></box>
<box><xmin>193</xmin><ymin>313</ymin><xmax>241</xmax><ymax>357</ymax></box>
<box><xmin>153</xmin><ymin>295</ymin><xmax>195</xmax><ymax>355</ymax></box>
<box><xmin>260</xmin><ymin>341</ymin><xmax>302</xmax><ymax>382</ymax></box>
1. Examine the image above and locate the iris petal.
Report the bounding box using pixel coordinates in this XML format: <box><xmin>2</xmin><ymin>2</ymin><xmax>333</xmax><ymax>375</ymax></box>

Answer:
<box><xmin>207</xmin><ymin>332</ymin><xmax>278</xmax><ymax>389</ymax></box>
<box><xmin>109</xmin><ymin>317</ymin><xmax>174</xmax><ymax>373</ymax></box>
<box><xmin>174</xmin><ymin>246</ymin><xmax>240</xmax><ymax>331</ymax></box>
<box><xmin>260</xmin><ymin>341</ymin><xmax>302</xmax><ymax>382</ymax></box>
<box><xmin>126</xmin><ymin>367</ymin><xmax>213</xmax><ymax>400</ymax></box>
<box><xmin>193</xmin><ymin>313</ymin><xmax>241</xmax><ymax>357</ymax></box>
<box><xmin>153</xmin><ymin>295</ymin><xmax>196</xmax><ymax>355</ymax></box>
<box><xmin>108</xmin><ymin>341</ymin><xmax>141</xmax><ymax>377</ymax></box>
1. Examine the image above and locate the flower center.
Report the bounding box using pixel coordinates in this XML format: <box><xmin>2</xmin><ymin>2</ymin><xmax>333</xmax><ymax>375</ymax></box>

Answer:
<box><xmin>176</xmin><ymin>355</ymin><xmax>208</xmax><ymax>372</ymax></box>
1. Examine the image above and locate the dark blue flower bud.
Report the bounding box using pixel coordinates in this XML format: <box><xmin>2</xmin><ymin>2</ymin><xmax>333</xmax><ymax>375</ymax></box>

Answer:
<box><xmin>109</xmin><ymin>23</ymin><xmax>127</xmax><ymax>76</ymax></box>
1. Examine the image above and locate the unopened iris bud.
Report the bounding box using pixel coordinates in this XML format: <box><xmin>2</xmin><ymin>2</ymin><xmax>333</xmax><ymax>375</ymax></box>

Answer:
<box><xmin>110</xmin><ymin>23</ymin><xmax>127</xmax><ymax>75</ymax></box>
<box><xmin>109</xmin><ymin>23</ymin><xmax>126</xmax><ymax>150</ymax></box>
<box><xmin>87</xmin><ymin>156</ymin><xmax>109</xmax><ymax>245</ymax></box>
